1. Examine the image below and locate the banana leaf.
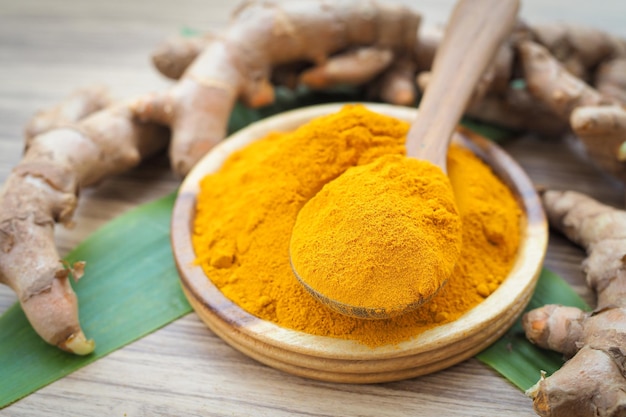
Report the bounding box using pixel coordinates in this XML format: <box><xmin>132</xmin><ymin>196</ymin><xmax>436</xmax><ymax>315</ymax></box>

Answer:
<box><xmin>0</xmin><ymin>86</ymin><xmax>584</xmax><ymax>407</ymax></box>
<box><xmin>0</xmin><ymin>193</ymin><xmax>187</xmax><ymax>407</ymax></box>
<box><xmin>476</xmin><ymin>269</ymin><xmax>589</xmax><ymax>390</ymax></box>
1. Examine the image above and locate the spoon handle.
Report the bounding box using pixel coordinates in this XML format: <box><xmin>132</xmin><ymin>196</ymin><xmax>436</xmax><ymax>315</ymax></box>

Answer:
<box><xmin>406</xmin><ymin>0</ymin><xmax>519</xmax><ymax>169</ymax></box>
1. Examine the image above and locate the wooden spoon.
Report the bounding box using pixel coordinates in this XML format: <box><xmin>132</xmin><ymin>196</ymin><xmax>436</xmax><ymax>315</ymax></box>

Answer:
<box><xmin>290</xmin><ymin>0</ymin><xmax>520</xmax><ymax>319</ymax></box>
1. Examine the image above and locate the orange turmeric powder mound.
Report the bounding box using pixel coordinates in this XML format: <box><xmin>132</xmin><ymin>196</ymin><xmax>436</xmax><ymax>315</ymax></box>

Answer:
<box><xmin>290</xmin><ymin>155</ymin><xmax>462</xmax><ymax>318</ymax></box>
<box><xmin>192</xmin><ymin>105</ymin><xmax>522</xmax><ymax>347</ymax></box>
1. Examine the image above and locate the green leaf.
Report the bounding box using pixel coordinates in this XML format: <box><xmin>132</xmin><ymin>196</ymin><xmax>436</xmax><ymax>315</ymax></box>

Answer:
<box><xmin>0</xmin><ymin>193</ymin><xmax>192</xmax><ymax>408</ymax></box>
<box><xmin>476</xmin><ymin>268</ymin><xmax>590</xmax><ymax>390</ymax></box>
<box><xmin>460</xmin><ymin>117</ymin><xmax>517</xmax><ymax>142</ymax></box>
<box><xmin>179</xmin><ymin>26</ymin><xmax>202</xmax><ymax>38</ymax></box>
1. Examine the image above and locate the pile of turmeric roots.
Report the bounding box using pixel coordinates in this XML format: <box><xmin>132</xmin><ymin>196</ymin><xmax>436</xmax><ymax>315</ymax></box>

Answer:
<box><xmin>0</xmin><ymin>1</ymin><xmax>625</xmax><ymax>416</ymax></box>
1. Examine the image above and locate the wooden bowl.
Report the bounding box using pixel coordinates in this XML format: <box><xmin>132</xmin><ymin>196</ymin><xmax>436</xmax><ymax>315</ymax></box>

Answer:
<box><xmin>171</xmin><ymin>103</ymin><xmax>548</xmax><ymax>383</ymax></box>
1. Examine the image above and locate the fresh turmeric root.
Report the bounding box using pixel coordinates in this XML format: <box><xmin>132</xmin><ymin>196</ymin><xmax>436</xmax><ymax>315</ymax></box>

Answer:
<box><xmin>411</xmin><ymin>22</ymin><xmax>626</xmax><ymax>140</ymax></box>
<box><xmin>137</xmin><ymin>0</ymin><xmax>421</xmax><ymax>176</ymax></box>
<box><xmin>0</xmin><ymin>88</ymin><xmax>169</xmax><ymax>354</ymax></box>
<box><xmin>23</xmin><ymin>85</ymin><xmax>113</xmax><ymax>143</ymax></box>
<box><xmin>152</xmin><ymin>14</ymin><xmax>626</xmax><ymax>143</ymax></box>
<box><xmin>523</xmin><ymin>190</ymin><xmax>626</xmax><ymax>417</ymax></box>
<box><xmin>518</xmin><ymin>40</ymin><xmax>626</xmax><ymax>183</ymax></box>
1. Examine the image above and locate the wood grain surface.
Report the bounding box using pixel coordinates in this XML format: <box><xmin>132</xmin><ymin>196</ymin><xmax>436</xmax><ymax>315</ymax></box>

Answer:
<box><xmin>1</xmin><ymin>0</ymin><xmax>624</xmax><ymax>416</ymax></box>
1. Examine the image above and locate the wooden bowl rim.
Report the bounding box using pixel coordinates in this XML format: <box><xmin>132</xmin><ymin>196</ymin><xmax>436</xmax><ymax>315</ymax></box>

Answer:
<box><xmin>171</xmin><ymin>102</ymin><xmax>548</xmax><ymax>361</ymax></box>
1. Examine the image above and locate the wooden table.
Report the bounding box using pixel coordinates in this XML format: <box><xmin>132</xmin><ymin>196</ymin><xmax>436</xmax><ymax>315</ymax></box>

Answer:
<box><xmin>1</xmin><ymin>1</ymin><xmax>624</xmax><ymax>416</ymax></box>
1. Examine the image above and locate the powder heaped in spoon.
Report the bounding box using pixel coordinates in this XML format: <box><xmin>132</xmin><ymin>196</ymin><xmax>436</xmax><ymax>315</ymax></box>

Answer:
<box><xmin>289</xmin><ymin>154</ymin><xmax>463</xmax><ymax>318</ymax></box>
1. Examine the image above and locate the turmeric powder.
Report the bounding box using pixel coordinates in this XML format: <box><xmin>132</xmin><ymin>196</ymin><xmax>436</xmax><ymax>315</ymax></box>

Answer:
<box><xmin>290</xmin><ymin>154</ymin><xmax>462</xmax><ymax>318</ymax></box>
<box><xmin>192</xmin><ymin>105</ymin><xmax>522</xmax><ymax>347</ymax></box>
